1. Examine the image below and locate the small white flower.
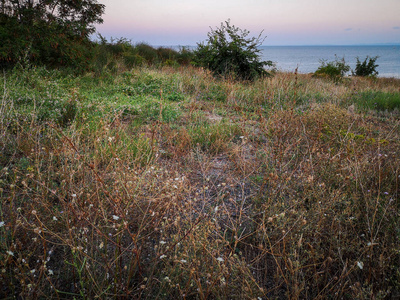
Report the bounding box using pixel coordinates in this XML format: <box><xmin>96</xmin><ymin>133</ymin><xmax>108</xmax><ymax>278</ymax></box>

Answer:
<box><xmin>99</xmin><ymin>242</ymin><xmax>104</xmax><ymax>249</ymax></box>
<box><xmin>30</xmin><ymin>269</ymin><xmax>36</xmax><ymax>274</ymax></box>
<box><xmin>31</xmin><ymin>210</ymin><xmax>37</xmax><ymax>215</ymax></box>
<box><xmin>216</xmin><ymin>257</ymin><xmax>224</xmax><ymax>262</ymax></box>
<box><xmin>48</xmin><ymin>269</ymin><xmax>54</xmax><ymax>275</ymax></box>
<box><xmin>112</xmin><ymin>215</ymin><xmax>120</xmax><ymax>220</ymax></box>
<box><xmin>160</xmin><ymin>241</ymin><xmax>166</xmax><ymax>245</ymax></box>
<box><xmin>357</xmin><ymin>261</ymin><xmax>364</xmax><ymax>270</ymax></box>
<box><xmin>180</xmin><ymin>259</ymin><xmax>187</xmax><ymax>263</ymax></box>
<box><xmin>52</xmin><ymin>216</ymin><xmax>58</xmax><ymax>221</ymax></box>
<box><xmin>71</xmin><ymin>194</ymin><xmax>77</xmax><ymax>198</ymax></box>
<box><xmin>0</xmin><ymin>221</ymin><xmax>4</xmax><ymax>227</ymax></box>
<box><xmin>159</xmin><ymin>255</ymin><xmax>167</xmax><ymax>259</ymax></box>
<box><xmin>6</xmin><ymin>250</ymin><xmax>14</xmax><ymax>256</ymax></box>
<box><xmin>214</xmin><ymin>206</ymin><xmax>219</xmax><ymax>213</ymax></box>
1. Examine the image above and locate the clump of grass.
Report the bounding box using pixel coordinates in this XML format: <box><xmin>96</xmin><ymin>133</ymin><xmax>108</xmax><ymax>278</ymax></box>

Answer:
<box><xmin>352</xmin><ymin>90</ymin><xmax>400</xmax><ymax>112</ymax></box>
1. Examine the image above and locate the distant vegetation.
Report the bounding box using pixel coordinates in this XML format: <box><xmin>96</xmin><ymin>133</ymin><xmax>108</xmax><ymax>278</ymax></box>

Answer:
<box><xmin>314</xmin><ymin>55</ymin><xmax>380</xmax><ymax>81</ymax></box>
<box><xmin>0</xmin><ymin>1</ymin><xmax>193</xmax><ymax>73</ymax></box>
<box><xmin>353</xmin><ymin>55</ymin><xmax>379</xmax><ymax>77</ymax></box>
<box><xmin>313</xmin><ymin>55</ymin><xmax>350</xmax><ymax>81</ymax></box>
<box><xmin>194</xmin><ymin>20</ymin><xmax>274</xmax><ymax>81</ymax></box>
<box><xmin>91</xmin><ymin>36</ymin><xmax>194</xmax><ymax>75</ymax></box>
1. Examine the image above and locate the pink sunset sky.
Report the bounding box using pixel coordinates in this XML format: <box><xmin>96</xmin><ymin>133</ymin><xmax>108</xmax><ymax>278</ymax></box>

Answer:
<box><xmin>95</xmin><ymin>0</ymin><xmax>400</xmax><ymax>46</ymax></box>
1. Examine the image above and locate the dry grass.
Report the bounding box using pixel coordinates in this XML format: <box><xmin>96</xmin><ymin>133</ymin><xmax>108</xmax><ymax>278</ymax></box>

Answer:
<box><xmin>0</xmin><ymin>66</ymin><xmax>399</xmax><ymax>299</ymax></box>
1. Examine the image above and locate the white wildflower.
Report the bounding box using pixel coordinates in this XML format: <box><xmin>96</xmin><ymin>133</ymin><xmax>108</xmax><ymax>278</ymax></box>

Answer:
<box><xmin>52</xmin><ymin>216</ymin><xmax>58</xmax><ymax>221</ymax></box>
<box><xmin>6</xmin><ymin>250</ymin><xmax>14</xmax><ymax>256</ymax></box>
<box><xmin>159</xmin><ymin>254</ymin><xmax>167</xmax><ymax>259</ymax></box>
<box><xmin>357</xmin><ymin>261</ymin><xmax>364</xmax><ymax>270</ymax></box>
<box><xmin>216</xmin><ymin>257</ymin><xmax>224</xmax><ymax>262</ymax></box>
<box><xmin>160</xmin><ymin>241</ymin><xmax>166</xmax><ymax>245</ymax></box>
<box><xmin>112</xmin><ymin>215</ymin><xmax>120</xmax><ymax>220</ymax></box>
<box><xmin>0</xmin><ymin>221</ymin><xmax>4</xmax><ymax>227</ymax></box>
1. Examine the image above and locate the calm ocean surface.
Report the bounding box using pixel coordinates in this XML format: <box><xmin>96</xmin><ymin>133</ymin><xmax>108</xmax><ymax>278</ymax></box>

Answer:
<box><xmin>259</xmin><ymin>45</ymin><xmax>400</xmax><ymax>78</ymax></box>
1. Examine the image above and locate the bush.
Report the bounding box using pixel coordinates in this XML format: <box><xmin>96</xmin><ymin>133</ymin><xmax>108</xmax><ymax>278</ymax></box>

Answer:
<box><xmin>313</xmin><ymin>55</ymin><xmax>350</xmax><ymax>81</ymax></box>
<box><xmin>0</xmin><ymin>0</ymin><xmax>104</xmax><ymax>71</ymax></box>
<box><xmin>135</xmin><ymin>43</ymin><xmax>158</xmax><ymax>64</ymax></box>
<box><xmin>193</xmin><ymin>20</ymin><xmax>273</xmax><ymax>81</ymax></box>
<box><xmin>353</xmin><ymin>56</ymin><xmax>379</xmax><ymax>77</ymax></box>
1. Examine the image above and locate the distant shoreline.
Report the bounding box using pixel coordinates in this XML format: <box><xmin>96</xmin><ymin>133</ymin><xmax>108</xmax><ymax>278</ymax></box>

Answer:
<box><xmin>159</xmin><ymin>44</ymin><xmax>400</xmax><ymax>48</ymax></box>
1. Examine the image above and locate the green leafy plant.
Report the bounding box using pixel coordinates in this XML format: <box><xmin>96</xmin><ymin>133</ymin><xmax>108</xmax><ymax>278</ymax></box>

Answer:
<box><xmin>194</xmin><ymin>20</ymin><xmax>274</xmax><ymax>81</ymax></box>
<box><xmin>353</xmin><ymin>56</ymin><xmax>379</xmax><ymax>77</ymax></box>
<box><xmin>314</xmin><ymin>55</ymin><xmax>350</xmax><ymax>81</ymax></box>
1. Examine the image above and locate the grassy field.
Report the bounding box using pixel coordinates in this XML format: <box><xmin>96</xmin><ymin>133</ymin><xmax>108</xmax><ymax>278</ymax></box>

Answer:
<box><xmin>1</xmin><ymin>65</ymin><xmax>399</xmax><ymax>299</ymax></box>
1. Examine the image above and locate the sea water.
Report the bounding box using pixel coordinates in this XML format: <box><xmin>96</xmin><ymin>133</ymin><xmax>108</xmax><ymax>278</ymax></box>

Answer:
<box><xmin>259</xmin><ymin>45</ymin><xmax>400</xmax><ymax>78</ymax></box>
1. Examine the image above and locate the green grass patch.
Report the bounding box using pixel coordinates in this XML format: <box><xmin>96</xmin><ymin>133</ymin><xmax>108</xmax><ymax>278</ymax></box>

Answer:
<box><xmin>353</xmin><ymin>91</ymin><xmax>400</xmax><ymax>111</ymax></box>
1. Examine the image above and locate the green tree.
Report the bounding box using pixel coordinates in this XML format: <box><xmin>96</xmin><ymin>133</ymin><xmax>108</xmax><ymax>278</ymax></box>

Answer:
<box><xmin>353</xmin><ymin>56</ymin><xmax>379</xmax><ymax>77</ymax></box>
<box><xmin>194</xmin><ymin>20</ymin><xmax>274</xmax><ymax>81</ymax></box>
<box><xmin>0</xmin><ymin>0</ymin><xmax>105</xmax><ymax>70</ymax></box>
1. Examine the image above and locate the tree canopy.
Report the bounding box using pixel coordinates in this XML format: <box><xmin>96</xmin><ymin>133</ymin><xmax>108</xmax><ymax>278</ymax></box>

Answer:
<box><xmin>0</xmin><ymin>0</ymin><xmax>105</xmax><ymax>69</ymax></box>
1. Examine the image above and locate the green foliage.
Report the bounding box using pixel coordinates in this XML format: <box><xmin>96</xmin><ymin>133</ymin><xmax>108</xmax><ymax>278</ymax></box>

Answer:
<box><xmin>314</xmin><ymin>56</ymin><xmax>350</xmax><ymax>81</ymax></box>
<box><xmin>91</xmin><ymin>36</ymin><xmax>139</xmax><ymax>75</ymax></box>
<box><xmin>352</xmin><ymin>91</ymin><xmax>400</xmax><ymax>111</ymax></box>
<box><xmin>0</xmin><ymin>0</ymin><xmax>105</xmax><ymax>70</ymax></box>
<box><xmin>135</xmin><ymin>43</ymin><xmax>158</xmax><ymax>64</ymax></box>
<box><xmin>194</xmin><ymin>20</ymin><xmax>273</xmax><ymax>81</ymax></box>
<box><xmin>91</xmin><ymin>38</ymin><xmax>194</xmax><ymax>74</ymax></box>
<box><xmin>353</xmin><ymin>56</ymin><xmax>379</xmax><ymax>77</ymax></box>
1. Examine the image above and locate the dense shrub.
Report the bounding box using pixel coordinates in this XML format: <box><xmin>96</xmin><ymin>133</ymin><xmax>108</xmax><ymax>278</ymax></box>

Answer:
<box><xmin>0</xmin><ymin>0</ymin><xmax>105</xmax><ymax>71</ymax></box>
<box><xmin>194</xmin><ymin>20</ymin><xmax>273</xmax><ymax>81</ymax></box>
<box><xmin>353</xmin><ymin>56</ymin><xmax>379</xmax><ymax>77</ymax></box>
<box><xmin>91</xmin><ymin>38</ymin><xmax>194</xmax><ymax>74</ymax></box>
<box><xmin>313</xmin><ymin>55</ymin><xmax>350</xmax><ymax>81</ymax></box>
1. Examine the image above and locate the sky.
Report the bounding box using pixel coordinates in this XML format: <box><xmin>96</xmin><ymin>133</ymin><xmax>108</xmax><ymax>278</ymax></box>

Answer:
<box><xmin>95</xmin><ymin>0</ymin><xmax>400</xmax><ymax>46</ymax></box>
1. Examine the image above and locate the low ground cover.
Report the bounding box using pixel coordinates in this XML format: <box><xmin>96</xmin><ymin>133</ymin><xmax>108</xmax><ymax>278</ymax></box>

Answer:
<box><xmin>1</xmin><ymin>66</ymin><xmax>399</xmax><ymax>298</ymax></box>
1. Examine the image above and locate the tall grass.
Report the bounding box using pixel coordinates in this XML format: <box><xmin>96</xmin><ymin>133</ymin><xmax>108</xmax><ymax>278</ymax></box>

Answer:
<box><xmin>0</xmin><ymin>66</ymin><xmax>399</xmax><ymax>298</ymax></box>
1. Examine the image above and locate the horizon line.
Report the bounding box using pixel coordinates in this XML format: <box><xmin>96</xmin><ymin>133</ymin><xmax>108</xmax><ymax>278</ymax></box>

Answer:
<box><xmin>151</xmin><ymin>43</ymin><xmax>400</xmax><ymax>47</ymax></box>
